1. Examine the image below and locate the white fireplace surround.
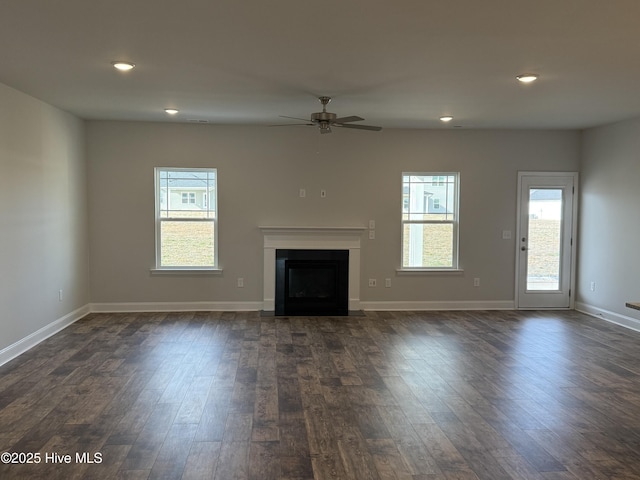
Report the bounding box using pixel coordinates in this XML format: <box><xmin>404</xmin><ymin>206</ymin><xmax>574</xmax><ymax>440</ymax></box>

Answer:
<box><xmin>260</xmin><ymin>226</ymin><xmax>366</xmax><ymax>312</ymax></box>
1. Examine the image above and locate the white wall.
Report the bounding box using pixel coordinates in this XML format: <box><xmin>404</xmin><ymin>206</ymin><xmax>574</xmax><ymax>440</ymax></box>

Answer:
<box><xmin>86</xmin><ymin>121</ymin><xmax>580</xmax><ymax>309</ymax></box>
<box><xmin>0</xmin><ymin>83</ymin><xmax>88</xmax><ymax>358</ymax></box>
<box><xmin>577</xmin><ymin>117</ymin><xmax>640</xmax><ymax>329</ymax></box>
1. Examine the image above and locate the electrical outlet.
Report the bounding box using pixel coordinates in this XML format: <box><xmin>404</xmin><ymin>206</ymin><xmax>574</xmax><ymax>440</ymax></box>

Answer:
<box><xmin>369</xmin><ymin>220</ymin><xmax>376</xmax><ymax>230</ymax></box>
<box><xmin>299</xmin><ymin>188</ymin><xmax>306</xmax><ymax>198</ymax></box>
<box><xmin>368</xmin><ymin>278</ymin><xmax>377</xmax><ymax>287</ymax></box>
<box><xmin>590</xmin><ymin>281</ymin><xmax>596</xmax><ymax>292</ymax></box>
<box><xmin>385</xmin><ymin>278</ymin><xmax>391</xmax><ymax>288</ymax></box>
<box><xmin>237</xmin><ymin>277</ymin><xmax>244</xmax><ymax>288</ymax></box>
<box><xmin>473</xmin><ymin>278</ymin><xmax>480</xmax><ymax>287</ymax></box>
<box><xmin>369</xmin><ymin>230</ymin><xmax>375</xmax><ymax>240</ymax></box>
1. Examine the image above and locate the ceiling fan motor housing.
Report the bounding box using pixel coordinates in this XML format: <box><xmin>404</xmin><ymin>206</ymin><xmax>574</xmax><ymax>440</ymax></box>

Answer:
<box><xmin>311</xmin><ymin>111</ymin><xmax>337</xmax><ymax>123</ymax></box>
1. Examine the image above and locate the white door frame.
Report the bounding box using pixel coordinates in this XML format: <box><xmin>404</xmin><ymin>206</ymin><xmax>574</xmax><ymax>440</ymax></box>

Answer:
<box><xmin>515</xmin><ymin>172</ymin><xmax>579</xmax><ymax>309</ymax></box>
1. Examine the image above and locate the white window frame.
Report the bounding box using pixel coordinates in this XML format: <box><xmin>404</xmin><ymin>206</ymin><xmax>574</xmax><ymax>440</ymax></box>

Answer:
<box><xmin>153</xmin><ymin>167</ymin><xmax>220</xmax><ymax>273</ymax></box>
<box><xmin>400</xmin><ymin>172</ymin><xmax>461</xmax><ymax>272</ymax></box>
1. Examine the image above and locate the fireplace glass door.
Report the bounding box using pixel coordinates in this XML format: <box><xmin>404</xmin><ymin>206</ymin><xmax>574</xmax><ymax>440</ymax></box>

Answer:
<box><xmin>275</xmin><ymin>250</ymin><xmax>348</xmax><ymax>316</ymax></box>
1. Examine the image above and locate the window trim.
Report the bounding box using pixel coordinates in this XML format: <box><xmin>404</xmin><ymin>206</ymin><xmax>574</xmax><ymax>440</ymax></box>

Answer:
<box><xmin>154</xmin><ymin>167</ymin><xmax>220</xmax><ymax>272</ymax></box>
<box><xmin>401</xmin><ymin>172</ymin><xmax>460</xmax><ymax>271</ymax></box>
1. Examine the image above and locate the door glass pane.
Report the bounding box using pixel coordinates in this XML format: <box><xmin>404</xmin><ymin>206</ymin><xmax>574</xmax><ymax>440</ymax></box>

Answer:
<box><xmin>527</xmin><ymin>188</ymin><xmax>562</xmax><ymax>290</ymax></box>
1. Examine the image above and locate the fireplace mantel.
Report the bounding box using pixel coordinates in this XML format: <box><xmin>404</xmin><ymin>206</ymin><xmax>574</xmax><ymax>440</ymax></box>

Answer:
<box><xmin>260</xmin><ymin>226</ymin><xmax>365</xmax><ymax>313</ymax></box>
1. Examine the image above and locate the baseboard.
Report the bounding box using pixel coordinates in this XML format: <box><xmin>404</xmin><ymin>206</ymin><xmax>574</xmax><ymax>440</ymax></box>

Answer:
<box><xmin>92</xmin><ymin>300</ymin><xmax>515</xmax><ymax>313</ymax></box>
<box><xmin>0</xmin><ymin>305</ymin><xmax>90</xmax><ymax>367</ymax></box>
<box><xmin>89</xmin><ymin>301</ymin><xmax>264</xmax><ymax>313</ymax></box>
<box><xmin>359</xmin><ymin>300</ymin><xmax>515</xmax><ymax>311</ymax></box>
<box><xmin>575</xmin><ymin>302</ymin><xmax>640</xmax><ymax>333</ymax></box>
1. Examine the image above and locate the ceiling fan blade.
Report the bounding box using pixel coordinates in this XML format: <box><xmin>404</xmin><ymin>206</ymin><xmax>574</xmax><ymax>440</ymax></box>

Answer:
<box><xmin>338</xmin><ymin>123</ymin><xmax>382</xmax><ymax>131</ymax></box>
<box><xmin>334</xmin><ymin>115</ymin><xmax>364</xmax><ymax>123</ymax></box>
<box><xmin>279</xmin><ymin>115</ymin><xmax>312</xmax><ymax>122</ymax></box>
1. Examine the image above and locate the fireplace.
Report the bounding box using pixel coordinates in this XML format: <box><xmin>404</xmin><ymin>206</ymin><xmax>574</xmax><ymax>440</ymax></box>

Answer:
<box><xmin>260</xmin><ymin>226</ymin><xmax>365</xmax><ymax>313</ymax></box>
<box><xmin>275</xmin><ymin>249</ymin><xmax>349</xmax><ymax>316</ymax></box>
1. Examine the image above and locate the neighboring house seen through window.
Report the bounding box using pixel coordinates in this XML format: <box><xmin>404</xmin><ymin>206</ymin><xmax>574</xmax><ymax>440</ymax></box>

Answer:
<box><xmin>402</xmin><ymin>173</ymin><xmax>459</xmax><ymax>269</ymax></box>
<box><xmin>155</xmin><ymin>168</ymin><xmax>217</xmax><ymax>269</ymax></box>
<box><xmin>181</xmin><ymin>192</ymin><xmax>196</xmax><ymax>204</ymax></box>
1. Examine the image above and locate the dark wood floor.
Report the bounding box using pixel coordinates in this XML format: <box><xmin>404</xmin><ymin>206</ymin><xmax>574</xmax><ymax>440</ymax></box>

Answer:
<box><xmin>1</xmin><ymin>310</ymin><xmax>640</xmax><ymax>479</ymax></box>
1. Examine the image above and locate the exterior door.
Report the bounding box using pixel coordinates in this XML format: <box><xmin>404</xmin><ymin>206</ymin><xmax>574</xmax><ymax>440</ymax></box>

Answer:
<box><xmin>516</xmin><ymin>172</ymin><xmax>578</xmax><ymax>309</ymax></box>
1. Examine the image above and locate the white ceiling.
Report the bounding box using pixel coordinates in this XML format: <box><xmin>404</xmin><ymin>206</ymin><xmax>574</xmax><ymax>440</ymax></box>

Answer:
<box><xmin>2</xmin><ymin>0</ymin><xmax>639</xmax><ymax>130</ymax></box>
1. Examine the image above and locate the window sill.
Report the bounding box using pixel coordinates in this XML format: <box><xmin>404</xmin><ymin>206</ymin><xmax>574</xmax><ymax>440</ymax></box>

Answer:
<box><xmin>396</xmin><ymin>268</ymin><xmax>464</xmax><ymax>275</ymax></box>
<box><xmin>150</xmin><ymin>268</ymin><xmax>223</xmax><ymax>276</ymax></box>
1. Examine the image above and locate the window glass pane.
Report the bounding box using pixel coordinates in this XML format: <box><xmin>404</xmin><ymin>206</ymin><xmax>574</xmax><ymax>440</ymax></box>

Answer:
<box><xmin>158</xmin><ymin>169</ymin><xmax>216</xmax><ymax>219</ymax></box>
<box><xmin>156</xmin><ymin>168</ymin><xmax>217</xmax><ymax>268</ymax></box>
<box><xmin>402</xmin><ymin>223</ymin><xmax>453</xmax><ymax>268</ymax></box>
<box><xmin>160</xmin><ymin>220</ymin><xmax>215</xmax><ymax>267</ymax></box>
<box><xmin>403</xmin><ymin>174</ymin><xmax>456</xmax><ymax>221</ymax></box>
<box><xmin>402</xmin><ymin>172</ymin><xmax>458</xmax><ymax>269</ymax></box>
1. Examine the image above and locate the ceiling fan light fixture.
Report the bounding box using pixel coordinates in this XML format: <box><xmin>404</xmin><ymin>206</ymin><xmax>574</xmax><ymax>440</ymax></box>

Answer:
<box><xmin>516</xmin><ymin>73</ymin><xmax>538</xmax><ymax>83</ymax></box>
<box><xmin>164</xmin><ymin>108</ymin><xmax>179</xmax><ymax>115</ymax></box>
<box><xmin>319</xmin><ymin>123</ymin><xmax>332</xmax><ymax>134</ymax></box>
<box><xmin>111</xmin><ymin>61</ymin><xmax>136</xmax><ymax>71</ymax></box>
<box><xmin>440</xmin><ymin>116</ymin><xmax>454</xmax><ymax>122</ymax></box>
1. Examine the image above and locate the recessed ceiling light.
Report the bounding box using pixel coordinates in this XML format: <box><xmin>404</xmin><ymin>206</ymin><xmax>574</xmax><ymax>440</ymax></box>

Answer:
<box><xmin>164</xmin><ymin>108</ymin><xmax>179</xmax><ymax>115</ymax></box>
<box><xmin>440</xmin><ymin>116</ymin><xmax>454</xmax><ymax>122</ymax></box>
<box><xmin>516</xmin><ymin>73</ymin><xmax>538</xmax><ymax>83</ymax></box>
<box><xmin>111</xmin><ymin>61</ymin><xmax>135</xmax><ymax>71</ymax></box>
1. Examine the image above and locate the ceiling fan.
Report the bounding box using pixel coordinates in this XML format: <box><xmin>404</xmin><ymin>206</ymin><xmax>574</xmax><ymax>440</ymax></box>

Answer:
<box><xmin>277</xmin><ymin>96</ymin><xmax>382</xmax><ymax>134</ymax></box>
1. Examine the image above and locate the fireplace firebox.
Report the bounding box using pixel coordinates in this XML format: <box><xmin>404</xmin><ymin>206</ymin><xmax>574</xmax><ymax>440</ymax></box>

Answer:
<box><xmin>275</xmin><ymin>249</ymin><xmax>349</xmax><ymax>316</ymax></box>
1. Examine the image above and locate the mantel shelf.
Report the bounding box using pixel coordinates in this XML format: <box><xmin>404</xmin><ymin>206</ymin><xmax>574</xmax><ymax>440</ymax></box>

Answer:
<box><xmin>626</xmin><ymin>302</ymin><xmax>640</xmax><ymax>311</ymax></box>
<box><xmin>259</xmin><ymin>226</ymin><xmax>367</xmax><ymax>233</ymax></box>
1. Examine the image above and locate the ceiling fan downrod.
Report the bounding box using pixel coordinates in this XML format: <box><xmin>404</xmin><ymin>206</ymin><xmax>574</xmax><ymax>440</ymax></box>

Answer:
<box><xmin>311</xmin><ymin>97</ymin><xmax>336</xmax><ymax>124</ymax></box>
<box><xmin>319</xmin><ymin>96</ymin><xmax>331</xmax><ymax>111</ymax></box>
